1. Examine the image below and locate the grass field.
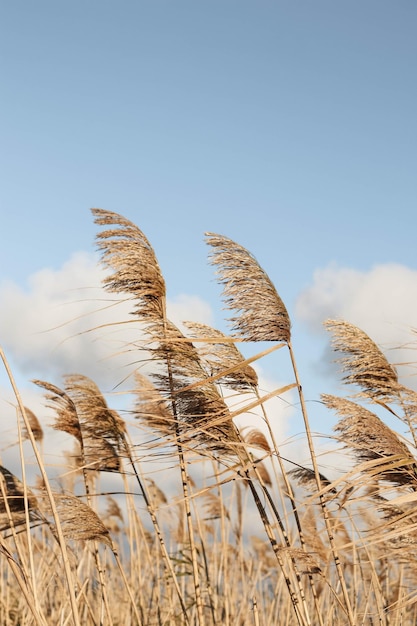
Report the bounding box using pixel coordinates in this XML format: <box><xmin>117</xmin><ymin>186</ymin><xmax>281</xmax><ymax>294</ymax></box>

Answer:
<box><xmin>1</xmin><ymin>209</ymin><xmax>417</xmax><ymax>625</ymax></box>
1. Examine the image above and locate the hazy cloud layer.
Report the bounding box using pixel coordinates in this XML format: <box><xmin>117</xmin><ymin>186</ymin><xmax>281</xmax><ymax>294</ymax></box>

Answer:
<box><xmin>0</xmin><ymin>252</ymin><xmax>213</xmax><ymax>388</ymax></box>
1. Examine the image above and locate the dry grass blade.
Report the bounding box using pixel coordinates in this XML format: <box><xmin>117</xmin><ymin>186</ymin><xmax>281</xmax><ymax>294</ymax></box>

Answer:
<box><xmin>92</xmin><ymin>207</ymin><xmax>166</xmax><ymax>320</ymax></box>
<box><xmin>323</xmin><ymin>394</ymin><xmax>417</xmax><ymax>488</ymax></box>
<box><xmin>183</xmin><ymin>321</ymin><xmax>258</xmax><ymax>390</ymax></box>
<box><xmin>206</xmin><ymin>233</ymin><xmax>291</xmax><ymax>342</ymax></box>
<box><xmin>324</xmin><ymin>319</ymin><xmax>400</xmax><ymax>400</ymax></box>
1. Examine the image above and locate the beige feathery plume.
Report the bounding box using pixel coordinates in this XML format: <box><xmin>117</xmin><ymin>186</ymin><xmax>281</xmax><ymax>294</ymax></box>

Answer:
<box><xmin>322</xmin><ymin>394</ymin><xmax>417</xmax><ymax>488</ymax></box>
<box><xmin>38</xmin><ymin>491</ymin><xmax>111</xmax><ymax>546</ymax></box>
<box><xmin>324</xmin><ymin>319</ymin><xmax>400</xmax><ymax>400</ymax></box>
<box><xmin>93</xmin><ymin>210</ymin><xmax>238</xmax><ymax>457</ymax></box>
<box><xmin>277</xmin><ymin>547</ymin><xmax>321</xmax><ymax>576</ymax></box>
<box><xmin>243</xmin><ymin>428</ymin><xmax>271</xmax><ymax>454</ymax></box>
<box><xmin>63</xmin><ymin>374</ymin><xmax>125</xmax><ymax>441</ymax></box>
<box><xmin>149</xmin><ymin>319</ymin><xmax>240</xmax><ymax>455</ymax></box>
<box><xmin>288</xmin><ymin>466</ymin><xmax>336</xmax><ymax>494</ymax></box>
<box><xmin>146</xmin><ymin>478</ymin><xmax>167</xmax><ymax>508</ymax></box>
<box><xmin>20</xmin><ymin>407</ymin><xmax>43</xmax><ymax>443</ymax></box>
<box><xmin>183</xmin><ymin>321</ymin><xmax>258</xmax><ymax>390</ymax></box>
<box><xmin>206</xmin><ymin>233</ymin><xmax>291</xmax><ymax>342</ymax></box>
<box><xmin>64</xmin><ymin>374</ymin><xmax>125</xmax><ymax>473</ymax></box>
<box><xmin>0</xmin><ymin>466</ymin><xmax>39</xmax><ymax>531</ymax></box>
<box><xmin>34</xmin><ymin>377</ymin><xmax>123</xmax><ymax>473</ymax></box>
<box><xmin>133</xmin><ymin>372</ymin><xmax>174</xmax><ymax>436</ymax></box>
<box><xmin>105</xmin><ymin>496</ymin><xmax>124</xmax><ymax>522</ymax></box>
<box><xmin>91</xmin><ymin>208</ymin><xmax>166</xmax><ymax>320</ymax></box>
<box><xmin>81</xmin><ymin>437</ymin><xmax>121</xmax><ymax>472</ymax></box>
<box><xmin>33</xmin><ymin>379</ymin><xmax>82</xmax><ymax>442</ymax></box>
<box><xmin>202</xmin><ymin>491</ymin><xmax>229</xmax><ymax>521</ymax></box>
<box><xmin>325</xmin><ymin>320</ymin><xmax>417</xmax><ymax>451</ymax></box>
<box><xmin>250</xmin><ymin>459</ymin><xmax>272</xmax><ymax>487</ymax></box>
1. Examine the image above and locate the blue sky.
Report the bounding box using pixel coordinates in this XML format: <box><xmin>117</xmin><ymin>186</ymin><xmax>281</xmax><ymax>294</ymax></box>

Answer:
<box><xmin>1</xmin><ymin>2</ymin><xmax>417</xmax><ymax>470</ymax></box>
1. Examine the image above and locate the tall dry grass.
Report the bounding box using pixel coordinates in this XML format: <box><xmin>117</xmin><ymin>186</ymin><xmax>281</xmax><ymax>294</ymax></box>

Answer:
<box><xmin>0</xmin><ymin>209</ymin><xmax>417</xmax><ymax>625</ymax></box>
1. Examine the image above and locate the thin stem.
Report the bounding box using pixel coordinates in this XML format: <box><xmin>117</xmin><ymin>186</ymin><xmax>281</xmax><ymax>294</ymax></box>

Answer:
<box><xmin>287</xmin><ymin>340</ymin><xmax>356</xmax><ymax>626</ymax></box>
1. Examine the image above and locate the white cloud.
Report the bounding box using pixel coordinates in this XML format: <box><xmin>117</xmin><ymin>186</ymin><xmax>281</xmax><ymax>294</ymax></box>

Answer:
<box><xmin>0</xmin><ymin>252</ymin><xmax>215</xmax><ymax>390</ymax></box>
<box><xmin>167</xmin><ymin>294</ymin><xmax>214</xmax><ymax>329</ymax></box>
<box><xmin>295</xmin><ymin>262</ymin><xmax>417</xmax><ymax>385</ymax></box>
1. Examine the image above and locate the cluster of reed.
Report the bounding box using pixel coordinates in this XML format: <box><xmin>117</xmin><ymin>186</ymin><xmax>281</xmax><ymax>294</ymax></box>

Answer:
<box><xmin>1</xmin><ymin>209</ymin><xmax>417</xmax><ymax>625</ymax></box>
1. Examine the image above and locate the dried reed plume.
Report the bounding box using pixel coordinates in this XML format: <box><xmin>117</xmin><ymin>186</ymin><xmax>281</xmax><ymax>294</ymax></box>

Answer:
<box><xmin>205</xmin><ymin>233</ymin><xmax>291</xmax><ymax>342</ymax></box>
<box><xmin>322</xmin><ymin>394</ymin><xmax>417</xmax><ymax>488</ymax></box>
<box><xmin>202</xmin><ymin>491</ymin><xmax>229</xmax><ymax>521</ymax></box>
<box><xmin>32</xmin><ymin>379</ymin><xmax>81</xmax><ymax>442</ymax></box>
<box><xmin>105</xmin><ymin>496</ymin><xmax>124</xmax><ymax>523</ymax></box>
<box><xmin>146</xmin><ymin>478</ymin><xmax>168</xmax><ymax>508</ymax></box>
<box><xmin>93</xmin><ymin>209</ymin><xmax>237</xmax><ymax>456</ymax></box>
<box><xmin>34</xmin><ymin>376</ymin><xmax>123</xmax><ymax>472</ymax></box>
<box><xmin>0</xmin><ymin>466</ymin><xmax>39</xmax><ymax>532</ymax></box>
<box><xmin>289</xmin><ymin>466</ymin><xmax>336</xmax><ymax>495</ymax></box>
<box><xmin>133</xmin><ymin>371</ymin><xmax>174</xmax><ymax>436</ymax></box>
<box><xmin>38</xmin><ymin>491</ymin><xmax>112</xmax><ymax>546</ymax></box>
<box><xmin>243</xmin><ymin>428</ymin><xmax>271</xmax><ymax>453</ymax></box>
<box><xmin>20</xmin><ymin>407</ymin><xmax>43</xmax><ymax>443</ymax></box>
<box><xmin>325</xmin><ymin>319</ymin><xmax>417</xmax><ymax>461</ymax></box>
<box><xmin>92</xmin><ymin>207</ymin><xmax>166</xmax><ymax>320</ymax></box>
<box><xmin>183</xmin><ymin>321</ymin><xmax>259</xmax><ymax>390</ymax></box>
<box><xmin>64</xmin><ymin>374</ymin><xmax>125</xmax><ymax>472</ymax></box>
<box><xmin>324</xmin><ymin>319</ymin><xmax>401</xmax><ymax>401</ymax></box>
<box><xmin>149</xmin><ymin>319</ymin><xmax>240</xmax><ymax>455</ymax></box>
